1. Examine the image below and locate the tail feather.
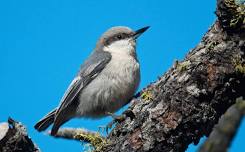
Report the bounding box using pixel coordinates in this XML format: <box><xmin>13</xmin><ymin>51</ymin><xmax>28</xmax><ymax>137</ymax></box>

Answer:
<box><xmin>50</xmin><ymin>111</ymin><xmax>71</xmax><ymax>136</ymax></box>
<box><xmin>50</xmin><ymin>122</ymin><xmax>60</xmax><ymax>136</ymax></box>
<box><xmin>34</xmin><ymin>109</ymin><xmax>56</xmax><ymax>132</ymax></box>
<box><xmin>50</xmin><ymin>107</ymin><xmax>75</xmax><ymax>136</ymax></box>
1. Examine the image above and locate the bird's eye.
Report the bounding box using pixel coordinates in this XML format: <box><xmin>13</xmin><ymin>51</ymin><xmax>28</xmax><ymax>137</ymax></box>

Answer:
<box><xmin>117</xmin><ymin>35</ymin><xmax>122</xmax><ymax>39</ymax></box>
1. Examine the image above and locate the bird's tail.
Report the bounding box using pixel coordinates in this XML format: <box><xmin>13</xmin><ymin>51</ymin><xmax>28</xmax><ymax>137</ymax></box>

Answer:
<box><xmin>34</xmin><ymin>109</ymin><xmax>56</xmax><ymax>132</ymax></box>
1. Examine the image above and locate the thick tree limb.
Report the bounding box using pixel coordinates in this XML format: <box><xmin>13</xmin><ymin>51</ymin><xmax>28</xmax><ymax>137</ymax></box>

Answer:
<box><xmin>198</xmin><ymin>98</ymin><xmax>245</xmax><ymax>152</ymax></box>
<box><xmin>0</xmin><ymin>118</ymin><xmax>40</xmax><ymax>152</ymax></box>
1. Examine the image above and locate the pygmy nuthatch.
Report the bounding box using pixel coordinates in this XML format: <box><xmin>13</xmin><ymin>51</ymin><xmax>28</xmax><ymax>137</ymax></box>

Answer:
<box><xmin>34</xmin><ymin>26</ymin><xmax>149</xmax><ymax>135</ymax></box>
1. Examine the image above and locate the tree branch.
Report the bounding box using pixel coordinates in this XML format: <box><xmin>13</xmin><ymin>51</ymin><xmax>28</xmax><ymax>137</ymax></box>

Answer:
<box><xmin>198</xmin><ymin>98</ymin><xmax>245</xmax><ymax>152</ymax></box>
<box><xmin>54</xmin><ymin>128</ymin><xmax>103</xmax><ymax>142</ymax></box>
<box><xmin>0</xmin><ymin>118</ymin><xmax>40</xmax><ymax>152</ymax></box>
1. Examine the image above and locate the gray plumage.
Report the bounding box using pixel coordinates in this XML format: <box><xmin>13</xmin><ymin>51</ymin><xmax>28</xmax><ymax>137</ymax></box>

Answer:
<box><xmin>34</xmin><ymin>26</ymin><xmax>149</xmax><ymax>135</ymax></box>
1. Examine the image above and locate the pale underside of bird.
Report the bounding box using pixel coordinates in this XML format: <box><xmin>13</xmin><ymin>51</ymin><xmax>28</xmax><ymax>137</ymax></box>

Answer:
<box><xmin>34</xmin><ymin>26</ymin><xmax>149</xmax><ymax>136</ymax></box>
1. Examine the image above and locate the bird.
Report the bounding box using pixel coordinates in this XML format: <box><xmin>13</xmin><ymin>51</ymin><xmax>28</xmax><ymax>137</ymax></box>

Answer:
<box><xmin>34</xmin><ymin>26</ymin><xmax>149</xmax><ymax>136</ymax></box>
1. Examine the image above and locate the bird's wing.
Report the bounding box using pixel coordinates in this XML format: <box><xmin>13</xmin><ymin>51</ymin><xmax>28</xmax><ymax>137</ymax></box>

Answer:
<box><xmin>55</xmin><ymin>51</ymin><xmax>111</xmax><ymax>118</ymax></box>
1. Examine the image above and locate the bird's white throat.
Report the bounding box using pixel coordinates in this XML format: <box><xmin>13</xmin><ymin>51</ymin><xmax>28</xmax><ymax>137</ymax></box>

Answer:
<box><xmin>103</xmin><ymin>39</ymin><xmax>136</xmax><ymax>56</ymax></box>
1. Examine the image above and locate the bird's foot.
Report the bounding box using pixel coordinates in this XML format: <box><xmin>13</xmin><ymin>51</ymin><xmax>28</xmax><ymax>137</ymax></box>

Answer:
<box><xmin>105</xmin><ymin>110</ymin><xmax>135</xmax><ymax>134</ymax></box>
<box><xmin>105</xmin><ymin>113</ymin><xmax>124</xmax><ymax>133</ymax></box>
<box><xmin>107</xmin><ymin>112</ymin><xmax>126</xmax><ymax>123</ymax></box>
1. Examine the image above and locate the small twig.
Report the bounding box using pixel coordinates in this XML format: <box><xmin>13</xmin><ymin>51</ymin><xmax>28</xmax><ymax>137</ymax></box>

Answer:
<box><xmin>54</xmin><ymin>127</ymin><xmax>108</xmax><ymax>151</ymax></box>
<box><xmin>53</xmin><ymin>128</ymin><xmax>101</xmax><ymax>141</ymax></box>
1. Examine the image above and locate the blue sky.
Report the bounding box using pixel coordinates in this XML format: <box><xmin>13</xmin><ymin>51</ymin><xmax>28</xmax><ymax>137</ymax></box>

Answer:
<box><xmin>0</xmin><ymin>0</ymin><xmax>244</xmax><ymax>152</ymax></box>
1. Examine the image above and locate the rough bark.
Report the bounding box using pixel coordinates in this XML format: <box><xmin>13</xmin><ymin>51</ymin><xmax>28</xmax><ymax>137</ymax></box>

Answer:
<box><xmin>99</xmin><ymin>0</ymin><xmax>245</xmax><ymax>152</ymax></box>
<box><xmin>198</xmin><ymin>98</ymin><xmax>245</xmax><ymax>152</ymax></box>
<box><xmin>0</xmin><ymin>118</ymin><xmax>40</xmax><ymax>152</ymax></box>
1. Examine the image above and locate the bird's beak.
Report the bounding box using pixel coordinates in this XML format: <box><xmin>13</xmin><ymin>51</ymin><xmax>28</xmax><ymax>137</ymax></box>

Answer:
<box><xmin>133</xmin><ymin>26</ymin><xmax>150</xmax><ymax>40</ymax></box>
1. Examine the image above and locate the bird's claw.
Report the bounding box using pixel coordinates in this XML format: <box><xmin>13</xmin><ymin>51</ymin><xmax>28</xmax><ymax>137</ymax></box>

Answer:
<box><xmin>104</xmin><ymin>113</ymin><xmax>125</xmax><ymax>134</ymax></box>
<box><xmin>97</xmin><ymin>122</ymin><xmax>114</xmax><ymax>135</ymax></box>
<box><xmin>98</xmin><ymin>110</ymin><xmax>135</xmax><ymax>135</ymax></box>
<box><xmin>106</xmin><ymin>110</ymin><xmax>135</xmax><ymax>133</ymax></box>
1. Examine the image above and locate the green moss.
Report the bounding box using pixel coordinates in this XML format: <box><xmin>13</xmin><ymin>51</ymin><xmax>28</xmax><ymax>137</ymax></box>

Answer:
<box><xmin>235</xmin><ymin>64</ymin><xmax>245</xmax><ymax>74</ymax></box>
<box><xmin>224</xmin><ymin>0</ymin><xmax>245</xmax><ymax>30</ymax></box>
<box><xmin>236</xmin><ymin>98</ymin><xmax>245</xmax><ymax>112</ymax></box>
<box><xmin>206</xmin><ymin>41</ymin><xmax>219</xmax><ymax>52</ymax></box>
<box><xmin>75</xmin><ymin>132</ymin><xmax>108</xmax><ymax>152</ymax></box>
<box><xmin>232</xmin><ymin>57</ymin><xmax>245</xmax><ymax>74</ymax></box>
<box><xmin>141</xmin><ymin>90</ymin><xmax>154</xmax><ymax>101</ymax></box>
<box><xmin>176</xmin><ymin>61</ymin><xmax>191</xmax><ymax>72</ymax></box>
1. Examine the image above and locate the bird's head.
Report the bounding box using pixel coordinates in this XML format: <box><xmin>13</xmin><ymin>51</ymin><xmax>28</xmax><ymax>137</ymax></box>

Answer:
<box><xmin>96</xmin><ymin>26</ymin><xmax>149</xmax><ymax>56</ymax></box>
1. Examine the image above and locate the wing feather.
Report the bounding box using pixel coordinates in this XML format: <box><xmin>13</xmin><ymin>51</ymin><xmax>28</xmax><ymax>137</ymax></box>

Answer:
<box><xmin>55</xmin><ymin>51</ymin><xmax>111</xmax><ymax>120</ymax></box>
